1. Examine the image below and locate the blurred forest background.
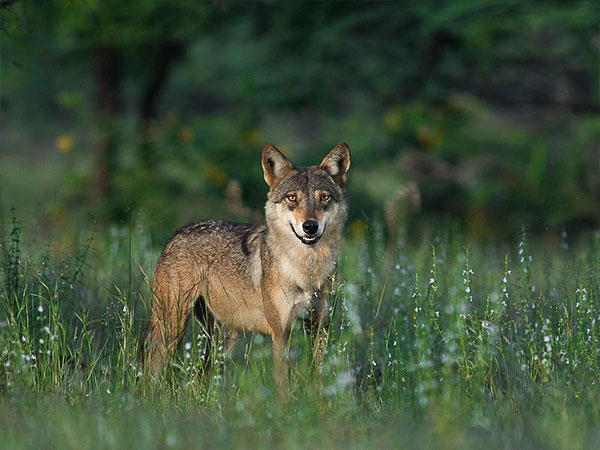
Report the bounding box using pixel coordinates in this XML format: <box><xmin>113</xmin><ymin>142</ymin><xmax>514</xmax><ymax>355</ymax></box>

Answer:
<box><xmin>1</xmin><ymin>1</ymin><xmax>598</xmax><ymax>245</ymax></box>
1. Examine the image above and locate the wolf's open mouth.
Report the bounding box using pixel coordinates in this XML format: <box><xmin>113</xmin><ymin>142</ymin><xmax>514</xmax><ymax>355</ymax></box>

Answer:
<box><xmin>290</xmin><ymin>223</ymin><xmax>323</xmax><ymax>246</ymax></box>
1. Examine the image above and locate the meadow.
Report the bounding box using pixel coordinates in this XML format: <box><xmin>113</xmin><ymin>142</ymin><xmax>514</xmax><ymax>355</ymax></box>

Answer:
<box><xmin>1</xmin><ymin>2</ymin><xmax>598</xmax><ymax>448</ymax></box>
<box><xmin>1</xmin><ymin>214</ymin><xmax>599</xmax><ymax>450</ymax></box>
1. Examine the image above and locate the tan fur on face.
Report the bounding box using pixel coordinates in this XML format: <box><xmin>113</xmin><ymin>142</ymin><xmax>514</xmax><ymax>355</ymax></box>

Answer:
<box><xmin>265</xmin><ymin>198</ymin><xmax>343</xmax><ymax>290</ymax></box>
<box><xmin>291</xmin><ymin>198</ymin><xmax>312</xmax><ymax>224</ymax></box>
<box><xmin>285</xmin><ymin>190</ymin><xmax>330</xmax><ymax>225</ymax></box>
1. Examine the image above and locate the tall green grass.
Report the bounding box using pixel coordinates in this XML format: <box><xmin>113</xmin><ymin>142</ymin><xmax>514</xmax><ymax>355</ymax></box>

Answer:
<box><xmin>1</xmin><ymin>216</ymin><xmax>599</xmax><ymax>449</ymax></box>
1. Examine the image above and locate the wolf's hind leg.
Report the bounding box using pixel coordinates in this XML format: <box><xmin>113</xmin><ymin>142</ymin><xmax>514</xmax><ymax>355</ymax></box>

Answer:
<box><xmin>193</xmin><ymin>296</ymin><xmax>216</xmax><ymax>376</ymax></box>
<box><xmin>193</xmin><ymin>301</ymin><xmax>238</xmax><ymax>376</ymax></box>
<box><xmin>223</xmin><ymin>328</ymin><xmax>239</xmax><ymax>357</ymax></box>
<box><xmin>144</xmin><ymin>276</ymin><xmax>196</xmax><ymax>376</ymax></box>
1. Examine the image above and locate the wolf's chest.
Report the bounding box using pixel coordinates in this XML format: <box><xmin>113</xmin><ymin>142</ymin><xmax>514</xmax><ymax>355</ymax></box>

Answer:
<box><xmin>278</xmin><ymin>251</ymin><xmax>334</xmax><ymax>292</ymax></box>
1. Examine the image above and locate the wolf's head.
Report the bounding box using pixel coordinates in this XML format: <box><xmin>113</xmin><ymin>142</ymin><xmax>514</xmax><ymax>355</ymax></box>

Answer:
<box><xmin>262</xmin><ymin>143</ymin><xmax>351</xmax><ymax>248</ymax></box>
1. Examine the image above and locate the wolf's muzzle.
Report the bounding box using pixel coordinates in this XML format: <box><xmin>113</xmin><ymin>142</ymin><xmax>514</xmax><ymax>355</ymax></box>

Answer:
<box><xmin>302</xmin><ymin>220</ymin><xmax>319</xmax><ymax>236</ymax></box>
<box><xmin>290</xmin><ymin>222</ymin><xmax>324</xmax><ymax>246</ymax></box>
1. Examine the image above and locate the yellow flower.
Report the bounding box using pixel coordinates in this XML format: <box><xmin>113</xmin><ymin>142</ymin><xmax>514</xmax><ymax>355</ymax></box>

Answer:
<box><xmin>56</xmin><ymin>135</ymin><xmax>74</xmax><ymax>153</ymax></box>
<box><xmin>178</xmin><ymin>127</ymin><xmax>194</xmax><ymax>145</ymax></box>
<box><xmin>383</xmin><ymin>106</ymin><xmax>404</xmax><ymax>131</ymax></box>
<box><xmin>416</xmin><ymin>126</ymin><xmax>443</xmax><ymax>149</ymax></box>
<box><xmin>203</xmin><ymin>163</ymin><xmax>226</xmax><ymax>187</ymax></box>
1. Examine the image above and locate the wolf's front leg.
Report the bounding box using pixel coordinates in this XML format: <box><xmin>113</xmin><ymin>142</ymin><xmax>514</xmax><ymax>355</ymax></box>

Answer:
<box><xmin>262</xmin><ymin>287</ymin><xmax>292</xmax><ymax>399</ymax></box>
<box><xmin>271</xmin><ymin>330</ymin><xmax>291</xmax><ymax>398</ymax></box>
<box><xmin>308</xmin><ymin>291</ymin><xmax>330</xmax><ymax>373</ymax></box>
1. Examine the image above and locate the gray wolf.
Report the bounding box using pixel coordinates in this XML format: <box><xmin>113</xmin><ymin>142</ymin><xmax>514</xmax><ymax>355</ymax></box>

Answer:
<box><xmin>144</xmin><ymin>143</ymin><xmax>351</xmax><ymax>396</ymax></box>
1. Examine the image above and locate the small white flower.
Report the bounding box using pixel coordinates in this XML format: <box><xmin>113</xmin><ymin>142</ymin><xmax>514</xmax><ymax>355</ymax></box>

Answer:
<box><xmin>37</xmin><ymin>305</ymin><xmax>44</xmax><ymax>313</ymax></box>
<box><xmin>185</xmin><ymin>342</ymin><xmax>192</xmax><ymax>350</ymax></box>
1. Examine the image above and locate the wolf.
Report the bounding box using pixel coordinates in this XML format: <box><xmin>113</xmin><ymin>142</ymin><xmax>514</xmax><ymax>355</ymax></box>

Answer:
<box><xmin>143</xmin><ymin>143</ymin><xmax>351</xmax><ymax>396</ymax></box>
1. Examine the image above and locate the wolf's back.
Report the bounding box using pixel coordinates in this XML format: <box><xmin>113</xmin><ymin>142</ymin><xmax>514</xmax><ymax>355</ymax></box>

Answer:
<box><xmin>157</xmin><ymin>219</ymin><xmax>263</xmax><ymax>284</ymax></box>
<box><xmin>164</xmin><ymin>219</ymin><xmax>255</xmax><ymax>254</ymax></box>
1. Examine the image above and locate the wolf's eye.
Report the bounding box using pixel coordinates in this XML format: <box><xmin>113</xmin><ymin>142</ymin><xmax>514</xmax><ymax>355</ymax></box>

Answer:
<box><xmin>285</xmin><ymin>193</ymin><xmax>297</xmax><ymax>203</ymax></box>
<box><xmin>319</xmin><ymin>192</ymin><xmax>331</xmax><ymax>203</ymax></box>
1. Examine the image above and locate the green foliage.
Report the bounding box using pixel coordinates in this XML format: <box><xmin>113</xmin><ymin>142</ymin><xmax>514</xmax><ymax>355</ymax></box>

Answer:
<box><xmin>1</xmin><ymin>1</ymin><xmax>598</xmax><ymax>239</ymax></box>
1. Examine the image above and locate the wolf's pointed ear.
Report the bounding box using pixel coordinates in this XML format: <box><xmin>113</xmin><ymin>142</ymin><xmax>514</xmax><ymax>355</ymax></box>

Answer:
<box><xmin>262</xmin><ymin>144</ymin><xmax>293</xmax><ymax>189</ymax></box>
<box><xmin>319</xmin><ymin>143</ymin><xmax>351</xmax><ymax>186</ymax></box>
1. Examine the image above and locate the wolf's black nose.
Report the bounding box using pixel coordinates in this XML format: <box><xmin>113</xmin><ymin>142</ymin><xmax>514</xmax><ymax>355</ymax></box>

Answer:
<box><xmin>302</xmin><ymin>220</ymin><xmax>319</xmax><ymax>236</ymax></box>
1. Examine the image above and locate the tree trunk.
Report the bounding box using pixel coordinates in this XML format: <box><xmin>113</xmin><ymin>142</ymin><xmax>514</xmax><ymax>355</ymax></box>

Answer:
<box><xmin>94</xmin><ymin>46</ymin><xmax>122</xmax><ymax>211</ymax></box>
<box><xmin>139</xmin><ymin>41</ymin><xmax>183</xmax><ymax>170</ymax></box>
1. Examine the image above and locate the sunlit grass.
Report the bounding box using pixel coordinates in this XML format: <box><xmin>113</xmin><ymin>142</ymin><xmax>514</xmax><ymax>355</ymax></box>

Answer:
<box><xmin>1</xmin><ymin>216</ymin><xmax>599</xmax><ymax>449</ymax></box>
